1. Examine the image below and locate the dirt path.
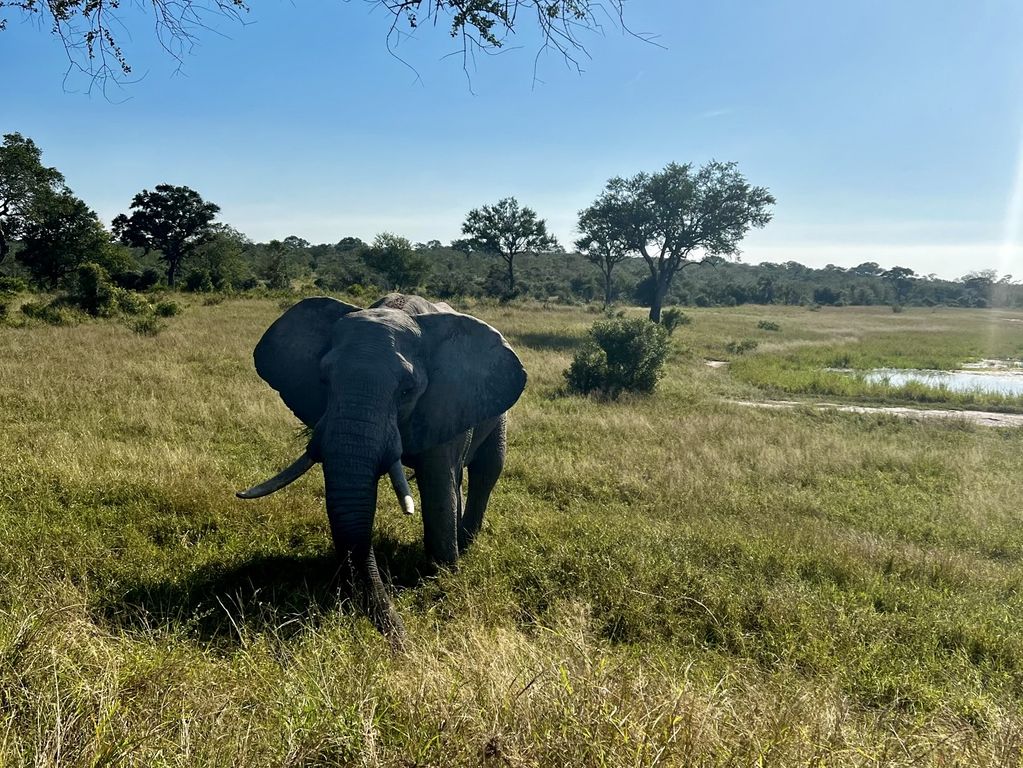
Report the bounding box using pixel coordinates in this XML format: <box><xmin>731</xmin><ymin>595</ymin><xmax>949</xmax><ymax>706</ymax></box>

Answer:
<box><xmin>729</xmin><ymin>399</ymin><xmax>1023</xmax><ymax>428</ymax></box>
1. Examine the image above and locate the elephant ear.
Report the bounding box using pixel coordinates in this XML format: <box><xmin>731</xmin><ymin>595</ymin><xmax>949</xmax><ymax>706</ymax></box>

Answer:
<box><xmin>403</xmin><ymin>312</ymin><xmax>527</xmax><ymax>455</ymax></box>
<box><xmin>253</xmin><ymin>297</ymin><xmax>361</xmax><ymax>427</ymax></box>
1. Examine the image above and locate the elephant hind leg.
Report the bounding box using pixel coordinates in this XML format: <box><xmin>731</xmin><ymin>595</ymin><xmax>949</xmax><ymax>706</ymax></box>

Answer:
<box><xmin>459</xmin><ymin>416</ymin><xmax>507</xmax><ymax>552</ymax></box>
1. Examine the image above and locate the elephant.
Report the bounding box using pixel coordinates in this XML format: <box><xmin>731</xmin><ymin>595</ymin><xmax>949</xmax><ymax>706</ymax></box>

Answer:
<box><xmin>237</xmin><ymin>293</ymin><xmax>527</xmax><ymax>643</ymax></box>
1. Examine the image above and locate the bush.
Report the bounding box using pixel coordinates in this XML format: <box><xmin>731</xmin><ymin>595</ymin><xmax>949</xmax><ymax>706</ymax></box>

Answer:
<box><xmin>661</xmin><ymin>307</ymin><xmax>691</xmax><ymax>335</ymax></box>
<box><xmin>154</xmin><ymin>300</ymin><xmax>182</xmax><ymax>317</ymax></box>
<box><xmin>184</xmin><ymin>269</ymin><xmax>215</xmax><ymax>293</ymax></box>
<box><xmin>757</xmin><ymin>320</ymin><xmax>781</xmax><ymax>331</ymax></box>
<box><xmin>236</xmin><ymin>276</ymin><xmax>260</xmax><ymax>291</ymax></box>
<box><xmin>127</xmin><ymin>314</ymin><xmax>165</xmax><ymax>336</ymax></box>
<box><xmin>69</xmin><ymin>262</ymin><xmax>117</xmax><ymax>316</ymax></box>
<box><xmin>564</xmin><ymin>345</ymin><xmax>609</xmax><ymax>396</ymax></box>
<box><xmin>565</xmin><ymin>316</ymin><xmax>668</xmax><ymax>399</ymax></box>
<box><xmin>112</xmin><ymin>268</ymin><xmax>161</xmax><ymax>291</ymax></box>
<box><xmin>21</xmin><ymin>300</ymin><xmax>82</xmax><ymax>326</ymax></box>
<box><xmin>114</xmin><ymin>289</ymin><xmax>152</xmax><ymax>316</ymax></box>
<box><xmin>725</xmin><ymin>339</ymin><xmax>759</xmax><ymax>355</ymax></box>
<box><xmin>0</xmin><ymin>276</ymin><xmax>27</xmax><ymax>296</ymax></box>
<box><xmin>891</xmin><ymin>304</ymin><xmax>904</xmax><ymax>313</ymax></box>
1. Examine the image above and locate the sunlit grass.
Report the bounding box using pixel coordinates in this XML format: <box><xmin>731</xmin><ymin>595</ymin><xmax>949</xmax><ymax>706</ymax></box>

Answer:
<box><xmin>2</xmin><ymin>299</ymin><xmax>1023</xmax><ymax>764</ymax></box>
<box><xmin>723</xmin><ymin>306</ymin><xmax>1023</xmax><ymax>411</ymax></box>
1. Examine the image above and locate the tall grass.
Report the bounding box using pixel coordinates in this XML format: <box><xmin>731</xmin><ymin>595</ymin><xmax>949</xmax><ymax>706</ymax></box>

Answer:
<box><xmin>1</xmin><ymin>301</ymin><xmax>1023</xmax><ymax>764</ymax></box>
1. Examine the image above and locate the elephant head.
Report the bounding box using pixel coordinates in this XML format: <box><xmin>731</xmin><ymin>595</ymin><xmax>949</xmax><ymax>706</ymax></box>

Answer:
<box><xmin>237</xmin><ymin>297</ymin><xmax>526</xmax><ymax>641</ymax></box>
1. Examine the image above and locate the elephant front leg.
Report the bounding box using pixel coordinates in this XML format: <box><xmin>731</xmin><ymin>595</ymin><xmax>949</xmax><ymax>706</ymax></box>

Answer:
<box><xmin>414</xmin><ymin>442</ymin><xmax>464</xmax><ymax>566</ymax></box>
<box><xmin>459</xmin><ymin>416</ymin><xmax>506</xmax><ymax>553</ymax></box>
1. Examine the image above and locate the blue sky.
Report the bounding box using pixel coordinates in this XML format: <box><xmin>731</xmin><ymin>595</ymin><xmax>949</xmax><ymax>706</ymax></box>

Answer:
<box><xmin>3</xmin><ymin>0</ymin><xmax>1023</xmax><ymax>279</ymax></box>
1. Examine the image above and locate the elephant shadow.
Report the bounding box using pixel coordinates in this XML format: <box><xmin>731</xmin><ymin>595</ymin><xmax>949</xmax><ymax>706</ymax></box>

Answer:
<box><xmin>94</xmin><ymin>536</ymin><xmax>434</xmax><ymax>647</ymax></box>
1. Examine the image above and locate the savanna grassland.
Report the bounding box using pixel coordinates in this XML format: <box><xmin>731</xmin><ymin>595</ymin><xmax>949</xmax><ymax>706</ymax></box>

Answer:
<box><xmin>2</xmin><ymin>300</ymin><xmax>1023</xmax><ymax>766</ymax></box>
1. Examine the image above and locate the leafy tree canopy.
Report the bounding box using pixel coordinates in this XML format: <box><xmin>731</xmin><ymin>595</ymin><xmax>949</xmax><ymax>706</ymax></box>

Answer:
<box><xmin>0</xmin><ymin>0</ymin><xmax>626</xmax><ymax>87</ymax></box>
<box><xmin>366</xmin><ymin>232</ymin><xmax>430</xmax><ymax>292</ymax></box>
<box><xmin>0</xmin><ymin>133</ymin><xmax>66</xmax><ymax>266</ymax></box>
<box><xmin>112</xmin><ymin>184</ymin><xmax>220</xmax><ymax>287</ymax></box>
<box><xmin>16</xmin><ymin>189</ymin><xmax>122</xmax><ymax>287</ymax></box>
<box><xmin>461</xmin><ymin>196</ymin><xmax>558</xmax><ymax>294</ymax></box>
<box><xmin>576</xmin><ymin>190</ymin><xmax>634</xmax><ymax>307</ymax></box>
<box><xmin>592</xmin><ymin>161</ymin><xmax>775</xmax><ymax>321</ymax></box>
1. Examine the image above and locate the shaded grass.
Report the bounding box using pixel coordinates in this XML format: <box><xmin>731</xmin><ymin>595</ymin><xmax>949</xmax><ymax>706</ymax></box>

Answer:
<box><xmin>1</xmin><ymin>300</ymin><xmax>1023</xmax><ymax>764</ymax></box>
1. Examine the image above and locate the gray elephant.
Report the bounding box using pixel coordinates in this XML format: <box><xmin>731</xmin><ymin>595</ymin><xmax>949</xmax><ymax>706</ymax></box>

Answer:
<box><xmin>237</xmin><ymin>293</ymin><xmax>527</xmax><ymax>642</ymax></box>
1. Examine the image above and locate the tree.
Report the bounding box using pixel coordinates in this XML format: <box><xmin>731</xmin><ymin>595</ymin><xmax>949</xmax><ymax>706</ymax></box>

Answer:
<box><xmin>576</xmin><ymin>189</ymin><xmax>634</xmax><ymax>308</ymax></box>
<box><xmin>336</xmin><ymin>236</ymin><xmax>366</xmax><ymax>252</ymax></box>
<box><xmin>282</xmin><ymin>235</ymin><xmax>309</xmax><ymax>251</ymax></box>
<box><xmin>365</xmin><ymin>232</ymin><xmax>430</xmax><ymax>291</ymax></box>
<box><xmin>461</xmin><ymin>197</ymin><xmax>558</xmax><ymax>295</ymax></box>
<box><xmin>0</xmin><ymin>133</ymin><xmax>66</xmax><ymax>267</ymax></box>
<box><xmin>2</xmin><ymin>0</ymin><xmax>627</xmax><ymax>87</ymax></box>
<box><xmin>260</xmin><ymin>239</ymin><xmax>292</xmax><ymax>290</ymax></box>
<box><xmin>112</xmin><ymin>184</ymin><xmax>220</xmax><ymax>288</ymax></box>
<box><xmin>16</xmin><ymin>189</ymin><xmax>118</xmax><ymax>287</ymax></box>
<box><xmin>882</xmin><ymin>266</ymin><xmax>916</xmax><ymax>304</ymax></box>
<box><xmin>594</xmin><ymin>162</ymin><xmax>774</xmax><ymax>322</ymax></box>
<box><xmin>959</xmin><ymin>270</ymin><xmax>996</xmax><ymax>308</ymax></box>
<box><xmin>851</xmin><ymin>261</ymin><xmax>883</xmax><ymax>277</ymax></box>
<box><xmin>191</xmin><ymin>224</ymin><xmax>251</xmax><ymax>289</ymax></box>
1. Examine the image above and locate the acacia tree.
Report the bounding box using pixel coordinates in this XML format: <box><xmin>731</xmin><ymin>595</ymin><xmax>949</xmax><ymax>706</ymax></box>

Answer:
<box><xmin>598</xmin><ymin>162</ymin><xmax>775</xmax><ymax>322</ymax></box>
<box><xmin>883</xmin><ymin>265</ymin><xmax>916</xmax><ymax>304</ymax></box>
<box><xmin>0</xmin><ymin>0</ymin><xmax>627</xmax><ymax>86</ymax></box>
<box><xmin>112</xmin><ymin>184</ymin><xmax>220</xmax><ymax>288</ymax></box>
<box><xmin>576</xmin><ymin>191</ymin><xmax>633</xmax><ymax>308</ymax></box>
<box><xmin>461</xmin><ymin>197</ymin><xmax>558</xmax><ymax>295</ymax></box>
<box><xmin>0</xmin><ymin>133</ymin><xmax>66</xmax><ymax>267</ymax></box>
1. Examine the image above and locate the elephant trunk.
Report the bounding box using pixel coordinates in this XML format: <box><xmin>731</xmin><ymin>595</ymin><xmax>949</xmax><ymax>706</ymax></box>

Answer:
<box><xmin>321</xmin><ymin>408</ymin><xmax>406</xmax><ymax>645</ymax></box>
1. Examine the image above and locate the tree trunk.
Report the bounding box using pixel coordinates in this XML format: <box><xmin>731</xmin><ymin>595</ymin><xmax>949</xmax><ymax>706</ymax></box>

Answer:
<box><xmin>506</xmin><ymin>253</ymin><xmax>516</xmax><ymax>294</ymax></box>
<box><xmin>648</xmin><ymin>277</ymin><xmax>669</xmax><ymax>323</ymax></box>
<box><xmin>0</xmin><ymin>233</ymin><xmax>9</xmax><ymax>267</ymax></box>
<box><xmin>166</xmin><ymin>255</ymin><xmax>179</xmax><ymax>288</ymax></box>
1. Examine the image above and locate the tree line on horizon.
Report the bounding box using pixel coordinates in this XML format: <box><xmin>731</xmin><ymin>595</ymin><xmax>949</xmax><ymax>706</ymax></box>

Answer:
<box><xmin>3</xmin><ymin>131</ymin><xmax>1021</xmax><ymax>316</ymax></box>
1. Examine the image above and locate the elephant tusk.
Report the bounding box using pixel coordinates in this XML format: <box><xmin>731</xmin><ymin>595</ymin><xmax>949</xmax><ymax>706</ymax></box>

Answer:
<box><xmin>237</xmin><ymin>450</ymin><xmax>317</xmax><ymax>499</ymax></box>
<box><xmin>387</xmin><ymin>461</ymin><xmax>416</xmax><ymax>515</ymax></box>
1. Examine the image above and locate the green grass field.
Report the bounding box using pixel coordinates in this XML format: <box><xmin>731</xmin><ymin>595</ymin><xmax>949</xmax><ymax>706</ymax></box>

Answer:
<box><xmin>2</xmin><ymin>300</ymin><xmax>1023</xmax><ymax>766</ymax></box>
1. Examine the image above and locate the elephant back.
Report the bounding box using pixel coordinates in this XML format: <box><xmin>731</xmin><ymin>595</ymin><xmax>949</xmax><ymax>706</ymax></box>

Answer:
<box><xmin>371</xmin><ymin>293</ymin><xmax>449</xmax><ymax>316</ymax></box>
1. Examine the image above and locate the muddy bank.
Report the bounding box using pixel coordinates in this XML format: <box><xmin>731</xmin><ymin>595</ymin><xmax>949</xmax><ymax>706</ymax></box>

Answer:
<box><xmin>730</xmin><ymin>399</ymin><xmax>1023</xmax><ymax>428</ymax></box>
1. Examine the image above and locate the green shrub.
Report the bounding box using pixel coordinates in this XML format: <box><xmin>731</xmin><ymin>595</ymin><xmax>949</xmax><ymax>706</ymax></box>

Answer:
<box><xmin>127</xmin><ymin>314</ymin><xmax>165</xmax><ymax>336</ymax></box>
<box><xmin>184</xmin><ymin>269</ymin><xmax>215</xmax><ymax>293</ymax></box>
<box><xmin>0</xmin><ymin>276</ymin><xmax>27</xmax><ymax>296</ymax></box>
<box><xmin>564</xmin><ymin>345</ymin><xmax>609</xmax><ymax>396</ymax></box>
<box><xmin>661</xmin><ymin>307</ymin><xmax>691</xmax><ymax>335</ymax></box>
<box><xmin>565</xmin><ymin>316</ymin><xmax>668</xmax><ymax>399</ymax></box>
<box><xmin>891</xmin><ymin>304</ymin><xmax>904</xmax><ymax>313</ymax></box>
<box><xmin>0</xmin><ymin>301</ymin><xmax>7</xmax><ymax>322</ymax></box>
<box><xmin>154</xmin><ymin>300</ymin><xmax>182</xmax><ymax>317</ymax></box>
<box><xmin>21</xmin><ymin>300</ymin><xmax>82</xmax><ymax>326</ymax></box>
<box><xmin>757</xmin><ymin>320</ymin><xmax>781</xmax><ymax>332</ymax></box>
<box><xmin>114</xmin><ymin>289</ymin><xmax>152</xmax><ymax>316</ymax></box>
<box><xmin>70</xmin><ymin>262</ymin><xmax>116</xmax><ymax>316</ymax></box>
<box><xmin>725</xmin><ymin>339</ymin><xmax>759</xmax><ymax>355</ymax></box>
